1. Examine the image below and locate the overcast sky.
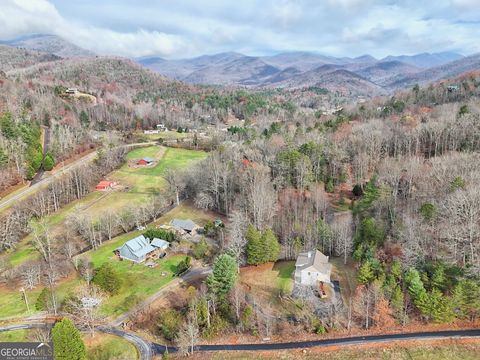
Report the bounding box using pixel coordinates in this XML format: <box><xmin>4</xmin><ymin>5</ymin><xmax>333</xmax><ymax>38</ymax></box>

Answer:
<box><xmin>1</xmin><ymin>0</ymin><xmax>480</xmax><ymax>59</ymax></box>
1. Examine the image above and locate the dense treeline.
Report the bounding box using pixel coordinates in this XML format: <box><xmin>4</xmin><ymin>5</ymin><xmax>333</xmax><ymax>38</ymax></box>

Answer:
<box><xmin>176</xmin><ymin>79</ymin><xmax>480</xmax><ymax>333</ymax></box>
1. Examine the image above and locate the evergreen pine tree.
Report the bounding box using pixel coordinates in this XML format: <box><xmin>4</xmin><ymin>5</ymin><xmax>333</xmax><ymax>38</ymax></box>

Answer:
<box><xmin>35</xmin><ymin>287</ymin><xmax>50</xmax><ymax>311</ymax></box>
<box><xmin>428</xmin><ymin>288</ymin><xmax>454</xmax><ymax>323</ymax></box>
<box><xmin>262</xmin><ymin>228</ymin><xmax>280</xmax><ymax>262</ymax></box>
<box><xmin>206</xmin><ymin>254</ymin><xmax>238</xmax><ymax>298</ymax></box>
<box><xmin>92</xmin><ymin>263</ymin><xmax>121</xmax><ymax>294</ymax></box>
<box><xmin>357</xmin><ymin>261</ymin><xmax>375</xmax><ymax>285</ymax></box>
<box><xmin>390</xmin><ymin>285</ymin><xmax>404</xmax><ymax>316</ymax></box>
<box><xmin>431</xmin><ymin>265</ymin><xmax>447</xmax><ymax>291</ymax></box>
<box><xmin>246</xmin><ymin>225</ymin><xmax>262</xmax><ymax>265</ymax></box>
<box><xmin>52</xmin><ymin>318</ymin><xmax>86</xmax><ymax>360</ymax></box>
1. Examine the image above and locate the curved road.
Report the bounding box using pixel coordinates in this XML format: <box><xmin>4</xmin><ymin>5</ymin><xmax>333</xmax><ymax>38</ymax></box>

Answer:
<box><xmin>0</xmin><ymin>323</ymin><xmax>152</xmax><ymax>360</ymax></box>
<box><xmin>1</xmin><ymin>323</ymin><xmax>479</xmax><ymax>358</ymax></box>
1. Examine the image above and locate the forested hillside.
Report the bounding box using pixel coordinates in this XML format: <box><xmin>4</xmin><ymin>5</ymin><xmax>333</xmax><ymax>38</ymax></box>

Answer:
<box><xmin>178</xmin><ymin>75</ymin><xmax>480</xmax><ymax>327</ymax></box>
<box><xmin>0</xmin><ymin>42</ymin><xmax>479</xmax><ymax>342</ymax></box>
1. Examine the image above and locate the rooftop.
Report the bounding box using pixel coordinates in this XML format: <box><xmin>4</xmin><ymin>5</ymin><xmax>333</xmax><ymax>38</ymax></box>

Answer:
<box><xmin>118</xmin><ymin>235</ymin><xmax>155</xmax><ymax>258</ymax></box>
<box><xmin>296</xmin><ymin>250</ymin><xmax>332</xmax><ymax>275</ymax></box>
<box><xmin>151</xmin><ymin>238</ymin><xmax>169</xmax><ymax>249</ymax></box>
<box><xmin>171</xmin><ymin>218</ymin><xmax>197</xmax><ymax>232</ymax></box>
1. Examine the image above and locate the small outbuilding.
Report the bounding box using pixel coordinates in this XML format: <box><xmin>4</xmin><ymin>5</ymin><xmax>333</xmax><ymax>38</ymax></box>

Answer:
<box><xmin>137</xmin><ymin>157</ymin><xmax>155</xmax><ymax>166</ymax></box>
<box><xmin>95</xmin><ymin>180</ymin><xmax>116</xmax><ymax>191</ymax></box>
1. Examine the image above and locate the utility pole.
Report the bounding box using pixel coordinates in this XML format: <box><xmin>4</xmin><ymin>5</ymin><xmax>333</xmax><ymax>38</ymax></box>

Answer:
<box><xmin>20</xmin><ymin>287</ymin><xmax>30</xmax><ymax>312</ymax></box>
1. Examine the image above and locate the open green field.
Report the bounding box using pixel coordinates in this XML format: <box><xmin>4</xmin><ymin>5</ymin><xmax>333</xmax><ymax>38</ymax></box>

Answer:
<box><xmin>0</xmin><ymin>275</ymin><xmax>83</xmax><ymax>319</ymax></box>
<box><xmin>155</xmin><ymin>201</ymin><xmax>217</xmax><ymax>226</ymax></box>
<box><xmin>0</xmin><ymin>202</ymin><xmax>214</xmax><ymax>320</ymax></box>
<box><xmin>113</xmin><ymin>146</ymin><xmax>206</xmax><ymax>194</ymax></box>
<box><xmin>2</xmin><ymin>146</ymin><xmax>207</xmax><ymax>269</ymax></box>
<box><xmin>85</xmin><ymin>333</ymin><xmax>139</xmax><ymax>360</ymax></box>
<box><xmin>0</xmin><ymin>329</ymin><xmax>30</xmax><ymax>342</ymax></box>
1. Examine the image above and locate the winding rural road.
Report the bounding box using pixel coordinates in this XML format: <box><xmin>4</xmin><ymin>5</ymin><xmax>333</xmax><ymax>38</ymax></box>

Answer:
<box><xmin>0</xmin><ymin>142</ymin><xmax>158</xmax><ymax>212</ymax></box>
<box><xmin>2</xmin><ymin>323</ymin><xmax>479</xmax><ymax>359</ymax></box>
<box><xmin>152</xmin><ymin>329</ymin><xmax>480</xmax><ymax>354</ymax></box>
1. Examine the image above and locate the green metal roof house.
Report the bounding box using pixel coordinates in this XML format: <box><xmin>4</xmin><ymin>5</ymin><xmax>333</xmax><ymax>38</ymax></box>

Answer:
<box><xmin>116</xmin><ymin>235</ymin><xmax>156</xmax><ymax>263</ymax></box>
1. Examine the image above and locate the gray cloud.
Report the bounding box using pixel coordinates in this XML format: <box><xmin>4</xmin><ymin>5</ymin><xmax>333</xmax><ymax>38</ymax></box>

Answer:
<box><xmin>1</xmin><ymin>0</ymin><xmax>479</xmax><ymax>58</ymax></box>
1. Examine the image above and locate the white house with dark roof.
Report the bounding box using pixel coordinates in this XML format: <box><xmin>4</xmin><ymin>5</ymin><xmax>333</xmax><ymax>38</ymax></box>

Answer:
<box><xmin>116</xmin><ymin>235</ymin><xmax>156</xmax><ymax>263</ymax></box>
<box><xmin>294</xmin><ymin>250</ymin><xmax>332</xmax><ymax>286</ymax></box>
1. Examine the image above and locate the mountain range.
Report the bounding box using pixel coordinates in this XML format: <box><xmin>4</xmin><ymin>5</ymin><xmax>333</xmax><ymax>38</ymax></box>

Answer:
<box><xmin>1</xmin><ymin>34</ymin><xmax>480</xmax><ymax>96</ymax></box>
<box><xmin>138</xmin><ymin>50</ymin><xmax>477</xmax><ymax>96</ymax></box>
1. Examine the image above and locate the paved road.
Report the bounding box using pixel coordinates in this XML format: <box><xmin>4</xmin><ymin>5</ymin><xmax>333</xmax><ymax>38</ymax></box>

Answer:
<box><xmin>151</xmin><ymin>329</ymin><xmax>480</xmax><ymax>354</ymax></box>
<box><xmin>2</xmin><ymin>323</ymin><xmax>480</xmax><ymax>358</ymax></box>
<box><xmin>98</xmin><ymin>325</ymin><xmax>153</xmax><ymax>360</ymax></box>
<box><xmin>0</xmin><ymin>142</ymin><xmax>158</xmax><ymax>212</ymax></box>
<box><xmin>110</xmin><ymin>266</ymin><xmax>211</xmax><ymax>327</ymax></box>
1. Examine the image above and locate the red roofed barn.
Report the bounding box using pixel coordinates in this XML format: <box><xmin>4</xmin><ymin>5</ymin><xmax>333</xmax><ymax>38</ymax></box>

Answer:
<box><xmin>96</xmin><ymin>181</ymin><xmax>115</xmax><ymax>190</ymax></box>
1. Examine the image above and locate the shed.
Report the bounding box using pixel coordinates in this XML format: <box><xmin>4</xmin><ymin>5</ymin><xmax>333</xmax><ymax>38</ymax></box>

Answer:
<box><xmin>96</xmin><ymin>181</ymin><xmax>115</xmax><ymax>190</ymax></box>
<box><xmin>137</xmin><ymin>157</ymin><xmax>155</xmax><ymax>166</ymax></box>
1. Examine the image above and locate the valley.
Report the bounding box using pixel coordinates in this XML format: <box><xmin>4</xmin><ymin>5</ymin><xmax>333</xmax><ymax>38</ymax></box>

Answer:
<box><xmin>0</xmin><ymin>4</ymin><xmax>480</xmax><ymax>359</ymax></box>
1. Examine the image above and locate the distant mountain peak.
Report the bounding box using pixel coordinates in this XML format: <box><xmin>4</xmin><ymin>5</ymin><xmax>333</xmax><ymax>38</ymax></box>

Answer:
<box><xmin>381</xmin><ymin>52</ymin><xmax>464</xmax><ymax>68</ymax></box>
<box><xmin>0</xmin><ymin>33</ymin><xmax>95</xmax><ymax>58</ymax></box>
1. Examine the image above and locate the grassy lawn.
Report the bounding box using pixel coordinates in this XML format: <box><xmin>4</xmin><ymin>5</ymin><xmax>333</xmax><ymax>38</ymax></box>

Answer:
<box><xmin>0</xmin><ymin>275</ymin><xmax>82</xmax><ymax>320</ymax></box>
<box><xmin>240</xmin><ymin>261</ymin><xmax>295</xmax><ymax>306</ymax></box>
<box><xmin>274</xmin><ymin>261</ymin><xmax>296</xmax><ymax>294</ymax></box>
<box><xmin>135</xmin><ymin>147</ymin><xmax>207</xmax><ymax>176</ymax></box>
<box><xmin>125</xmin><ymin>146</ymin><xmax>163</xmax><ymax>161</ymax></box>
<box><xmin>2</xmin><ymin>146</ymin><xmax>207</xmax><ymax>269</ymax></box>
<box><xmin>85</xmin><ymin>333</ymin><xmax>138</xmax><ymax>360</ymax></box>
<box><xmin>155</xmin><ymin>201</ymin><xmax>216</xmax><ymax>227</ymax></box>
<box><xmin>79</xmin><ymin>227</ymin><xmax>187</xmax><ymax>317</ymax></box>
<box><xmin>0</xmin><ymin>202</ymin><xmax>214</xmax><ymax>319</ymax></box>
<box><xmin>0</xmin><ymin>329</ymin><xmax>30</xmax><ymax>342</ymax></box>
<box><xmin>330</xmin><ymin>257</ymin><xmax>357</xmax><ymax>301</ymax></box>
<box><xmin>114</xmin><ymin>147</ymin><xmax>206</xmax><ymax>194</ymax></box>
<box><xmin>7</xmin><ymin>239</ymin><xmax>39</xmax><ymax>266</ymax></box>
